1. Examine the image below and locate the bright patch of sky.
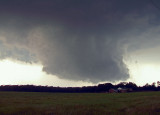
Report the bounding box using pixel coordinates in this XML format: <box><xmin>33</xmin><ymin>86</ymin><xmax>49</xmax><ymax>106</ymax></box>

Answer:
<box><xmin>0</xmin><ymin>59</ymin><xmax>93</xmax><ymax>87</ymax></box>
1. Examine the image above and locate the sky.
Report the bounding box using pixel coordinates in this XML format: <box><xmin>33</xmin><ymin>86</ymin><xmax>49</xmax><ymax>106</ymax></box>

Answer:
<box><xmin>0</xmin><ymin>0</ymin><xmax>160</xmax><ymax>87</ymax></box>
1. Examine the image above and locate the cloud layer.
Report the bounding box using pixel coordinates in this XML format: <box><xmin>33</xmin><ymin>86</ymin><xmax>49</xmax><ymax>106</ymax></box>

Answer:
<box><xmin>0</xmin><ymin>0</ymin><xmax>159</xmax><ymax>83</ymax></box>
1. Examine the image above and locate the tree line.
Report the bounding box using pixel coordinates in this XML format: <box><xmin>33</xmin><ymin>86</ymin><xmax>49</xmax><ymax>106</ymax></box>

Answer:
<box><xmin>0</xmin><ymin>81</ymin><xmax>160</xmax><ymax>93</ymax></box>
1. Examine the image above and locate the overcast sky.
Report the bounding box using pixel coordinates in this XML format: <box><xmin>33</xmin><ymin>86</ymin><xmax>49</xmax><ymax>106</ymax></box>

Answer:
<box><xmin>0</xmin><ymin>0</ymin><xmax>160</xmax><ymax>86</ymax></box>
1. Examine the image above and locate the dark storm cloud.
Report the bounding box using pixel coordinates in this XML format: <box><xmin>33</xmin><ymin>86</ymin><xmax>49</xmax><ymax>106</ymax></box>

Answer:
<box><xmin>0</xmin><ymin>0</ymin><xmax>159</xmax><ymax>82</ymax></box>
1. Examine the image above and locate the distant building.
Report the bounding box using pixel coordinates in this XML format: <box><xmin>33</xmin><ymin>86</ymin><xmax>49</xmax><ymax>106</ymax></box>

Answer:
<box><xmin>109</xmin><ymin>88</ymin><xmax>118</xmax><ymax>93</ymax></box>
<box><xmin>109</xmin><ymin>87</ymin><xmax>133</xmax><ymax>93</ymax></box>
<box><xmin>118</xmin><ymin>87</ymin><xmax>127</xmax><ymax>93</ymax></box>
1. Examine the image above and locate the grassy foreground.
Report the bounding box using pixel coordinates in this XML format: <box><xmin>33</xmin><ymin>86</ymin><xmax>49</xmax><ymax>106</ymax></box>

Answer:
<box><xmin>0</xmin><ymin>91</ymin><xmax>160</xmax><ymax>115</ymax></box>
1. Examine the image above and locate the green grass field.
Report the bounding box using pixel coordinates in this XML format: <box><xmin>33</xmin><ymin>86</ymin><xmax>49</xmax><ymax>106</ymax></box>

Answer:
<box><xmin>0</xmin><ymin>91</ymin><xmax>160</xmax><ymax>115</ymax></box>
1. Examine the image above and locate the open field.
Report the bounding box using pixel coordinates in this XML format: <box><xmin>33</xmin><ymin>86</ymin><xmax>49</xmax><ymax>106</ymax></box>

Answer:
<box><xmin>0</xmin><ymin>91</ymin><xmax>160</xmax><ymax>115</ymax></box>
